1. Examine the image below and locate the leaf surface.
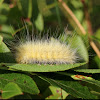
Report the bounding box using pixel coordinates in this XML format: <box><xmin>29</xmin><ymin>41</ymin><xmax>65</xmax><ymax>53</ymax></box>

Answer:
<box><xmin>2</xmin><ymin>82</ymin><xmax>22</xmax><ymax>99</ymax></box>
<box><xmin>0</xmin><ymin>73</ymin><xmax>40</xmax><ymax>94</ymax></box>
<box><xmin>5</xmin><ymin>62</ymin><xmax>87</xmax><ymax>72</ymax></box>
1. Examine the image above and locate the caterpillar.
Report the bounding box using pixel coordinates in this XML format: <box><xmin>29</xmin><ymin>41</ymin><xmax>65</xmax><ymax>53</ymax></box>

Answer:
<box><xmin>12</xmin><ymin>26</ymin><xmax>78</xmax><ymax>64</ymax></box>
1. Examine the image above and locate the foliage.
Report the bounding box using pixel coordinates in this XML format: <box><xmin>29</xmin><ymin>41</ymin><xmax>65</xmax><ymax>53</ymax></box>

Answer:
<box><xmin>0</xmin><ymin>0</ymin><xmax>100</xmax><ymax>99</ymax></box>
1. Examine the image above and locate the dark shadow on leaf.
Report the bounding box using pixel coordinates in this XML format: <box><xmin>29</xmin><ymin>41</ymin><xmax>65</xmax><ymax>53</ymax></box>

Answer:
<box><xmin>40</xmin><ymin>72</ymin><xmax>73</xmax><ymax>81</ymax></box>
<box><xmin>0</xmin><ymin>52</ymin><xmax>16</xmax><ymax>63</ymax></box>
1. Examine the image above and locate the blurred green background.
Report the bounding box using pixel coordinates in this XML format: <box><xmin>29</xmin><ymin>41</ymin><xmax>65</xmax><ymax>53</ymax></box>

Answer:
<box><xmin>0</xmin><ymin>0</ymin><xmax>100</xmax><ymax>37</ymax></box>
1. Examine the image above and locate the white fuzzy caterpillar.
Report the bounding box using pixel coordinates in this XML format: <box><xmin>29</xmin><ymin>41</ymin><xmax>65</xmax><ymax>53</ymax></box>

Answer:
<box><xmin>15</xmin><ymin>37</ymin><xmax>77</xmax><ymax>64</ymax></box>
<box><xmin>9</xmin><ymin>25</ymin><xmax>79</xmax><ymax>65</ymax></box>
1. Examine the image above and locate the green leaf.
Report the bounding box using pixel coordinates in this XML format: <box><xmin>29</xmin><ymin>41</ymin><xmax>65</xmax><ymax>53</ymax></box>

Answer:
<box><xmin>95</xmin><ymin>28</ymin><xmax>100</xmax><ymax>40</ymax></box>
<box><xmin>0</xmin><ymin>36</ymin><xmax>15</xmax><ymax>63</ymax></box>
<box><xmin>37</xmin><ymin>0</ymin><xmax>52</xmax><ymax>17</ymax></box>
<box><xmin>71</xmin><ymin>75</ymin><xmax>100</xmax><ymax>88</ymax></box>
<box><xmin>0</xmin><ymin>25</ymin><xmax>15</xmax><ymax>35</ymax></box>
<box><xmin>71</xmin><ymin>75</ymin><xmax>93</xmax><ymax>80</ymax></box>
<box><xmin>35</xmin><ymin>13</ymin><xmax>44</xmax><ymax>31</ymax></box>
<box><xmin>74</xmin><ymin>69</ymin><xmax>100</xmax><ymax>73</ymax></box>
<box><xmin>94</xmin><ymin>56</ymin><xmax>100</xmax><ymax>68</ymax></box>
<box><xmin>2</xmin><ymin>82</ymin><xmax>22</xmax><ymax>99</ymax></box>
<box><xmin>43</xmin><ymin>86</ymin><xmax>68</xmax><ymax>99</ymax></box>
<box><xmin>69</xmin><ymin>35</ymin><xmax>88</xmax><ymax>62</ymax></box>
<box><xmin>0</xmin><ymin>35</ymin><xmax>3</xmax><ymax>45</ymax></box>
<box><xmin>0</xmin><ymin>0</ymin><xmax>4</xmax><ymax>6</ymax></box>
<box><xmin>38</xmin><ymin>75</ymin><xmax>97</xmax><ymax>99</ymax></box>
<box><xmin>70</xmin><ymin>0</ymin><xmax>83</xmax><ymax>8</ymax></box>
<box><xmin>71</xmin><ymin>74</ymin><xmax>100</xmax><ymax>96</ymax></box>
<box><xmin>74</xmin><ymin>10</ymin><xmax>83</xmax><ymax>22</ymax></box>
<box><xmin>0</xmin><ymin>73</ymin><xmax>40</xmax><ymax>94</ymax></box>
<box><xmin>6</xmin><ymin>62</ymin><xmax>86</xmax><ymax>72</ymax></box>
<box><xmin>0</xmin><ymin>41</ymin><xmax>10</xmax><ymax>53</ymax></box>
<box><xmin>91</xmin><ymin>36</ymin><xmax>100</xmax><ymax>42</ymax></box>
<box><xmin>0</xmin><ymin>3</ymin><xmax>10</xmax><ymax>11</ymax></box>
<box><xmin>46</xmin><ymin>94</ymin><xmax>62</xmax><ymax>99</ymax></box>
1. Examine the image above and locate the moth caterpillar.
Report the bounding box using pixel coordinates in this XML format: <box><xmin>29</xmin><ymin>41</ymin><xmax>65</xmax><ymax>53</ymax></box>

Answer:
<box><xmin>12</xmin><ymin>27</ymin><xmax>78</xmax><ymax>64</ymax></box>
